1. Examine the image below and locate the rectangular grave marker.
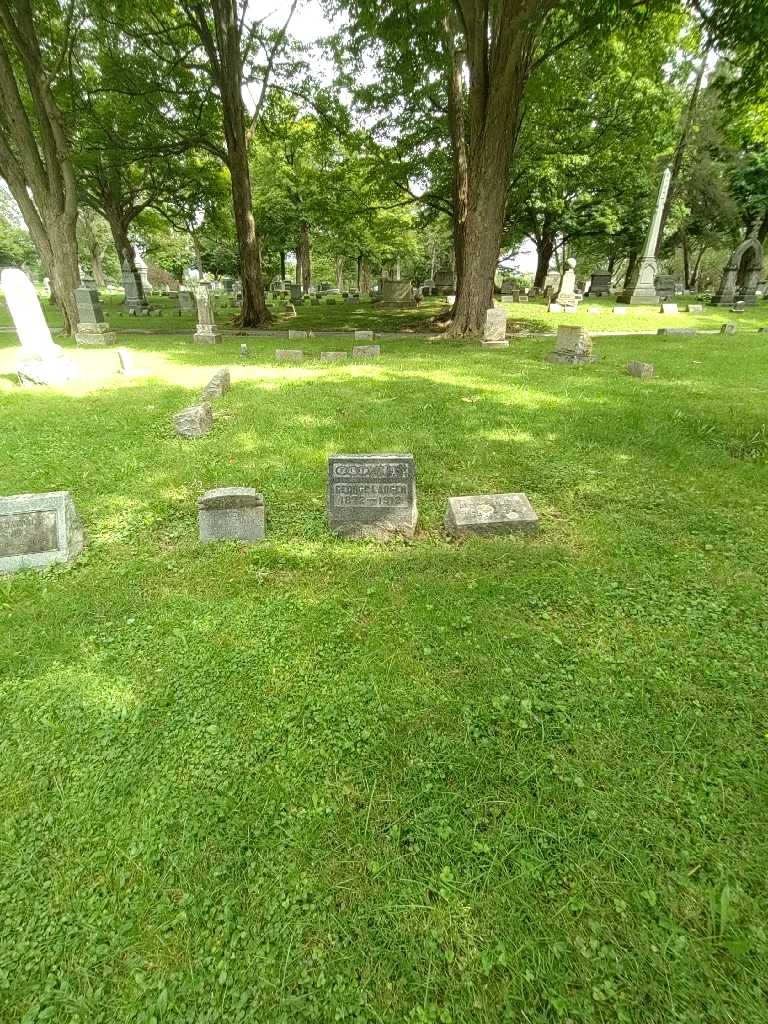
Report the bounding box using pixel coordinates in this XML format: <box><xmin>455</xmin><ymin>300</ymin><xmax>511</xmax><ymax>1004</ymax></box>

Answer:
<box><xmin>444</xmin><ymin>493</ymin><xmax>539</xmax><ymax>537</ymax></box>
<box><xmin>327</xmin><ymin>454</ymin><xmax>417</xmax><ymax>539</ymax></box>
<box><xmin>198</xmin><ymin>487</ymin><xmax>265</xmax><ymax>543</ymax></box>
<box><xmin>0</xmin><ymin>491</ymin><xmax>85</xmax><ymax>574</ymax></box>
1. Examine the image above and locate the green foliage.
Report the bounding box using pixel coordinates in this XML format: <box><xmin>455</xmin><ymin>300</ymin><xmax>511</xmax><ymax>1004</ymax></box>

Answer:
<box><xmin>0</xmin><ymin>216</ymin><xmax>38</xmax><ymax>271</ymax></box>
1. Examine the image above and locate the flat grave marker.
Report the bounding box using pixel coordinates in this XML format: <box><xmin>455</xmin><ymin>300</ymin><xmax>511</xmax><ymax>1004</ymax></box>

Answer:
<box><xmin>0</xmin><ymin>491</ymin><xmax>85</xmax><ymax>574</ymax></box>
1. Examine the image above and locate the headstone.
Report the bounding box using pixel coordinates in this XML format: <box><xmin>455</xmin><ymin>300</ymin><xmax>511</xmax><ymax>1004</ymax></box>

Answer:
<box><xmin>193</xmin><ymin>284</ymin><xmax>221</xmax><ymax>344</ymax></box>
<box><xmin>554</xmin><ymin>258</ymin><xmax>578</xmax><ymax>307</ymax></box>
<box><xmin>518</xmin><ymin>294</ymin><xmax>529</xmax><ymax>303</ymax></box>
<box><xmin>288</xmin><ymin>329</ymin><xmax>307</xmax><ymax>339</ymax></box>
<box><xmin>197</xmin><ymin>487</ymin><xmax>265</xmax><ymax>543</ymax></box>
<box><xmin>588</xmin><ymin>272</ymin><xmax>612</xmax><ymax>296</ymax></box>
<box><xmin>548</xmin><ymin>302</ymin><xmax>563</xmax><ymax>313</ymax></box>
<box><xmin>627</xmin><ymin>361</ymin><xmax>654</xmax><ymax>379</ymax></box>
<box><xmin>327</xmin><ymin>453</ymin><xmax>417</xmax><ymax>540</ymax></box>
<box><xmin>730</xmin><ymin>300</ymin><xmax>746</xmax><ymax>313</ymax></box>
<box><xmin>320</xmin><ymin>351</ymin><xmax>348</xmax><ymax>362</ymax></box>
<box><xmin>354</xmin><ymin>330</ymin><xmax>374</xmax><ymax>341</ymax></box>
<box><xmin>620</xmin><ymin>167</ymin><xmax>672</xmax><ymax>304</ymax></box>
<box><xmin>654</xmin><ymin>274</ymin><xmax>675</xmax><ymax>299</ymax></box>
<box><xmin>613</xmin><ymin>306</ymin><xmax>628</xmax><ymax>315</ymax></box>
<box><xmin>352</xmin><ymin>344</ymin><xmax>380</xmax><ymax>359</ymax></box>
<box><xmin>658</xmin><ymin>327</ymin><xmax>697</xmax><ymax>335</ymax></box>
<box><xmin>74</xmin><ymin>287</ymin><xmax>117</xmax><ymax>346</ymax></box>
<box><xmin>121</xmin><ymin>254</ymin><xmax>148</xmax><ymax>312</ymax></box>
<box><xmin>720</xmin><ymin>323</ymin><xmax>737</xmax><ymax>335</ymax></box>
<box><xmin>173</xmin><ymin>403</ymin><xmax>213</xmax><ymax>438</ymax></box>
<box><xmin>1</xmin><ymin>268</ymin><xmax>79</xmax><ymax>386</ymax></box>
<box><xmin>660</xmin><ymin>302</ymin><xmax>678</xmax><ymax>315</ymax></box>
<box><xmin>482</xmin><ymin>307</ymin><xmax>508</xmax><ymax>348</ymax></box>
<box><xmin>547</xmin><ymin>325</ymin><xmax>594</xmax><ymax>365</ymax></box>
<box><xmin>379</xmin><ymin>279</ymin><xmax>417</xmax><ymax>308</ymax></box>
<box><xmin>687</xmin><ymin>303</ymin><xmax>704</xmax><ymax>313</ymax></box>
<box><xmin>444</xmin><ymin>493</ymin><xmax>538</xmax><ymax>538</ymax></box>
<box><xmin>275</xmin><ymin>349</ymin><xmax>305</xmax><ymax>361</ymax></box>
<box><xmin>0</xmin><ymin>491</ymin><xmax>85</xmax><ymax>574</ymax></box>
<box><xmin>711</xmin><ymin>238</ymin><xmax>763</xmax><ymax>307</ymax></box>
<box><xmin>201</xmin><ymin>368</ymin><xmax>230</xmax><ymax>400</ymax></box>
<box><xmin>290</xmin><ymin>284</ymin><xmax>303</xmax><ymax>303</ymax></box>
<box><xmin>178</xmin><ymin>289</ymin><xmax>194</xmax><ymax>313</ymax></box>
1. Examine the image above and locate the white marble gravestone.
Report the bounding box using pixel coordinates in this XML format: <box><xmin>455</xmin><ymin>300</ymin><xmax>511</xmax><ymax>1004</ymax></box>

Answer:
<box><xmin>1</xmin><ymin>268</ymin><xmax>79</xmax><ymax>386</ymax></box>
<box><xmin>193</xmin><ymin>284</ymin><xmax>221</xmax><ymax>344</ymax></box>
<box><xmin>482</xmin><ymin>308</ymin><xmax>508</xmax><ymax>348</ymax></box>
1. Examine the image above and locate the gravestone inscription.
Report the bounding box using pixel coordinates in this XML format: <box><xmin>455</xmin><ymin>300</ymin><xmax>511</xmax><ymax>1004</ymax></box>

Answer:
<box><xmin>0</xmin><ymin>491</ymin><xmax>85</xmax><ymax>574</ymax></box>
<box><xmin>198</xmin><ymin>487</ymin><xmax>265</xmax><ymax>543</ymax></box>
<box><xmin>327</xmin><ymin>454</ymin><xmax>417</xmax><ymax>540</ymax></box>
<box><xmin>444</xmin><ymin>493</ymin><xmax>539</xmax><ymax>538</ymax></box>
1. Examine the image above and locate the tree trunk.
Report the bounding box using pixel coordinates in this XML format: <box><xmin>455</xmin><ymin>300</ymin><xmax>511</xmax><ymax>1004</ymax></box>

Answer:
<box><xmin>280</xmin><ymin>250</ymin><xmax>286</xmax><ymax>279</ymax></box>
<box><xmin>298</xmin><ymin>220</ymin><xmax>311</xmax><ymax>291</ymax></box>
<box><xmin>444</xmin><ymin>17</ymin><xmax>468</xmax><ymax>311</ymax></box>
<box><xmin>623</xmin><ymin>251</ymin><xmax>638</xmax><ymax>290</ymax></box>
<box><xmin>89</xmin><ymin>245</ymin><xmax>107</xmax><ymax>288</ymax></box>
<box><xmin>533</xmin><ymin>226</ymin><xmax>556</xmax><ymax>289</ymax></box>
<box><xmin>655</xmin><ymin>47</ymin><xmax>710</xmax><ymax>257</ymax></box>
<box><xmin>335</xmin><ymin>255</ymin><xmax>344</xmax><ymax>290</ymax></box>
<box><xmin>357</xmin><ymin>253</ymin><xmax>362</xmax><ymax>290</ymax></box>
<box><xmin>682</xmin><ymin>230</ymin><xmax>690</xmax><ymax>290</ymax></box>
<box><xmin>227</xmin><ymin>140</ymin><xmax>268</xmax><ymax>324</ymax></box>
<box><xmin>191</xmin><ymin>229</ymin><xmax>204</xmax><ymax>276</ymax></box>
<box><xmin>0</xmin><ymin>1</ymin><xmax>80</xmax><ymax>333</ymax></box>
<box><xmin>361</xmin><ymin>258</ymin><xmax>370</xmax><ymax>294</ymax></box>
<box><xmin>446</xmin><ymin>4</ymin><xmax>541</xmax><ymax>337</ymax></box>
<box><xmin>691</xmin><ymin>247</ymin><xmax>706</xmax><ymax>290</ymax></box>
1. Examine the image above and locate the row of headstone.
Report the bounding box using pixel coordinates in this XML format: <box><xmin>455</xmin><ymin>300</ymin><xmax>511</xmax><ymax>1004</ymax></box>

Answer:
<box><xmin>275</xmin><ymin>344</ymin><xmax>381</xmax><ymax>362</ymax></box>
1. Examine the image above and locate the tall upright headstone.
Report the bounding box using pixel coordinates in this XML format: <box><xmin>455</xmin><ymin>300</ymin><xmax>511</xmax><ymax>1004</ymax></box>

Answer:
<box><xmin>379</xmin><ymin>280</ymin><xmax>417</xmax><ymax>308</ymax></box>
<box><xmin>554</xmin><ymin>258</ymin><xmax>578</xmax><ymax>307</ymax></box>
<box><xmin>620</xmin><ymin>167</ymin><xmax>672</xmax><ymax>305</ymax></box>
<box><xmin>74</xmin><ymin>287</ymin><xmax>117</xmax><ymax>346</ymax></box>
<box><xmin>1</xmin><ymin>268</ymin><xmax>79</xmax><ymax>385</ymax></box>
<box><xmin>122</xmin><ymin>252</ymin><xmax>148</xmax><ymax>313</ymax></box>
<box><xmin>193</xmin><ymin>283</ymin><xmax>221</xmax><ymax>344</ymax></box>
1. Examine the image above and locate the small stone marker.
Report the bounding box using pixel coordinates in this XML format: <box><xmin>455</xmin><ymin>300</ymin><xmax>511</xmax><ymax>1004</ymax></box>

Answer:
<box><xmin>660</xmin><ymin>302</ymin><xmax>679</xmax><ymax>314</ymax></box>
<box><xmin>354</xmin><ymin>330</ymin><xmax>374</xmax><ymax>341</ymax></box>
<box><xmin>320</xmin><ymin>351</ymin><xmax>348</xmax><ymax>362</ymax></box>
<box><xmin>444</xmin><ymin>493</ymin><xmax>539</xmax><ymax>538</ymax></box>
<box><xmin>613</xmin><ymin>306</ymin><xmax>628</xmax><ymax>315</ymax></box>
<box><xmin>327</xmin><ymin>453</ymin><xmax>417</xmax><ymax>540</ymax></box>
<box><xmin>74</xmin><ymin>287</ymin><xmax>117</xmax><ymax>346</ymax></box>
<box><xmin>275</xmin><ymin>349</ymin><xmax>305</xmax><ymax>361</ymax></box>
<box><xmin>547</xmin><ymin>325</ymin><xmax>594</xmax><ymax>365</ymax></box>
<box><xmin>518</xmin><ymin>295</ymin><xmax>529</xmax><ymax>303</ymax></box>
<box><xmin>0</xmin><ymin>490</ymin><xmax>85</xmax><ymax>574</ymax></box>
<box><xmin>288</xmin><ymin>329</ymin><xmax>308</xmax><ymax>339</ymax></box>
<box><xmin>197</xmin><ymin>487</ymin><xmax>265</xmax><ymax>543</ymax></box>
<box><xmin>730</xmin><ymin>301</ymin><xmax>746</xmax><ymax>314</ymax></box>
<box><xmin>720</xmin><ymin>323</ymin><xmax>737</xmax><ymax>335</ymax></box>
<box><xmin>352</xmin><ymin>344</ymin><xmax>380</xmax><ymax>359</ymax></box>
<box><xmin>627</xmin><ymin>361</ymin><xmax>654</xmax><ymax>379</ymax></box>
<box><xmin>201</xmin><ymin>368</ymin><xmax>230</xmax><ymax>400</ymax></box>
<box><xmin>173</xmin><ymin>403</ymin><xmax>213</xmax><ymax>439</ymax></box>
<box><xmin>239</xmin><ymin>343</ymin><xmax>248</xmax><ymax>360</ymax></box>
<box><xmin>193</xmin><ymin>284</ymin><xmax>221</xmax><ymax>344</ymax></box>
<box><xmin>687</xmin><ymin>303</ymin><xmax>703</xmax><ymax>313</ymax></box>
<box><xmin>658</xmin><ymin>327</ymin><xmax>697</xmax><ymax>336</ymax></box>
<box><xmin>548</xmin><ymin>302</ymin><xmax>563</xmax><ymax>313</ymax></box>
<box><xmin>483</xmin><ymin>307</ymin><xmax>508</xmax><ymax>347</ymax></box>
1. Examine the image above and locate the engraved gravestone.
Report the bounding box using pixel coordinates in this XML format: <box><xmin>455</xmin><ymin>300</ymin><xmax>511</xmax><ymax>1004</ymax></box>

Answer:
<box><xmin>193</xmin><ymin>284</ymin><xmax>221</xmax><ymax>344</ymax></box>
<box><xmin>482</xmin><ymin>307</ymin><xmax>508</xmax><ymax>347</ymax></box>
<box><xmin>327</xmin><ymin>454</ymin><xmax>417</xmax><ymax>540</ymax></box>
<box><xmin>74</xmin><ymin>287</ymin><xmax>117</xmax><ymax>346</ymax></box>
<box><xmin>0</xmin><ymin>491</ymin><xmax>85</xmax><ymax>574</ymax></box>
<box><xmin>444</xmin><ymin>493</ymin><xmax>539</xmax><ymax>538</ymax></box>
<box><xmin>197</xmin><ymin>487</ymin><xmax>265</xmax><ymax>543</ymax></box>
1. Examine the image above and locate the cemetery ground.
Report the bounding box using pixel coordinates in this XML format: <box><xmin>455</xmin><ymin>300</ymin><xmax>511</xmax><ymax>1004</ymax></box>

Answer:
<box><xmin>1</xmin><ymin>318</ymin><xmax>767</xmax><ymax>1023</ymax></box>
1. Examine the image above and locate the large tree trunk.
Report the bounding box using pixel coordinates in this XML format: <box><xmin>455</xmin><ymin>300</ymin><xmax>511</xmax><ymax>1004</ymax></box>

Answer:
<box><xmin>300</xmin><ymin>221</ymin><xmax>311</xmax><ymax>292</ymax></box>
<box><xmin>533</xmin><ymin>222</ymin><xmax>556</xmax><ymax>288</ymax></box>
<box><xmin>682</xmin><ymin>230</ymin><xmax>691</xmax><ymax>290</ymax></box>
<box><xmin>0</xmin><ymin>0</ymin><xmax>80</xmax><ymax>334</ymax></box>
<box><xmin>335</xmin><ymin>255</ymin><xmax>344</xmax><ymax>290</ymax></box>
<box><xmin>655</xmin><ymin>47</ymin><xmax>710</xmax><ymax>257</ymax></box>
<box><xmin>226</xmin><ymin>140</ymin><xmax>268</xmax><ymax>324</ymax></box>
<box><xmin>191</xmin><ymin>229</ymin><xmax>204</xmax><ymax>276</ymax></box>
<box><xmin>444</xmin><ymin>14</ymin><xmax>468</xmax><ymax>311</ymax></box>
<box><xmin>279</xmin><ymin>250</ymin><xmax>286</xmax><ymax>279</ymax></box>
<box><xmin>360</xmin><ymin>257</ymin><xmax>370</xmax><ymax>294</ymax></box>
<box><xmin>447</xmin><ymin>3</ymin><xmax>542</xmax><ymax>337</ymax></box>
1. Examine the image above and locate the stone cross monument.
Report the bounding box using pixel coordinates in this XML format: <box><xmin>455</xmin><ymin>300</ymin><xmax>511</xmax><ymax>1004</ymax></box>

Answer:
<box><xmin>620</xmin><ymin>167</ymin><xmax>672</xmax><ymax>305</ymax></box>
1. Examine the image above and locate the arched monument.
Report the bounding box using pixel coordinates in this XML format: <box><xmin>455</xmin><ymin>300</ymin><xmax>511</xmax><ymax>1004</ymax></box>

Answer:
<box><xmin>711</xmin><ymin>236</ymin><xmax>764</xmax><ymax>307</ymax></box>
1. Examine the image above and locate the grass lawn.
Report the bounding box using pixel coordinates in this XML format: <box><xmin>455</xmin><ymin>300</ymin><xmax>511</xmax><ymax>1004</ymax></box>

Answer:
<box><xmin>1</xmin><ymin>320</ymin><xmax>767</xmax><ymax>1022</ymax></box>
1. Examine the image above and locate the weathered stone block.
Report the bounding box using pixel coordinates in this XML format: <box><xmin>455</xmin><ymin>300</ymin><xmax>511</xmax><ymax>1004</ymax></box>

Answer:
<box><xmin>200</xmin><ymin>368</ymin><xmax>230</xmax><ymax>401</ymax></box>
<box><xmin>687</xmin><ymin>303</ymin><xmax>704</xmax><ymax>313</ymax></box>
<box><xmin>548</xmin><ymin>325</ymin><xmax>594</xmax><ymax>364</ymax></box>
<box><xmin>548</xmin><ymin>302</ymin><xmax>563</xmax><ymax>313</ymax></box>
<box><xmin>352</xmin><ymin>345</ymin><xmax>380</xmax><ymax>359</ymax></box>
<box><xmin>660</xmin><ymin>302</ymin><xmax>679</xmax><ymax>314</ymax></box>
<box><xmin>627</xmin><ymin>361</ymin><xmax>654</xmax><ymax>379</ymax></box>
<box><xmin>192</xmin><ymin>328</ymin><xmax>222</xmax><ymax>345</ymax></box>
<box><xmin>721</xmin><ymin>323</ymin><xmax>737</xmax><ymax>335</ymax></box>
<box><xmin>0</xmin><ymin>490</ymin><xmax>85</xmax><ymax>574</ymax></box>
<box><xmin>483</xmin><ymin>307</ymin><xmax>508</xmax><ymax>346</ymax></box>
<box><xmin>327</xmin><ymin>453</ymin><xmax>417</xmax><ymax>540</ymax></box>
<box><xmin>75</xmin><ymin>322</ymin><xmax>117</xmax><ymax>346</ymax></box>
<box><xmin>444</xmin><ymin>493</ymin><xmax>538</xmax><ymax>538</ymax></box>
<box><xmin>275</xmin><ymin>349</ymin><xmax>305</xmax><ymax>361</ymax></box>
<box><xmin>173</xmin><ymin>403</ymin><xmax>213</xmax><ymax>438</ymax></box>
<box><xmin>197</xmin><ymin>487</ymin><xmax>265</xmax><ymax>543</ymax></box>
<box><xmin>320</xmin><ymin>351</ymin><xmax>348</xmax><ymax>362</ymax></box>
<box><xmin>354</xmin><ymin>330</ymin><xmax>374</xmax><ymax>341</ymax></box>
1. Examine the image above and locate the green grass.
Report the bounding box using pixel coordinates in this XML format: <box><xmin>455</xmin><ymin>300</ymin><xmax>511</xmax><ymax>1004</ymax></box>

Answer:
<box><xmin>1</xmin><ymin>322</ymin><xmax>768</xmax><ymax>1023</ymax></box>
